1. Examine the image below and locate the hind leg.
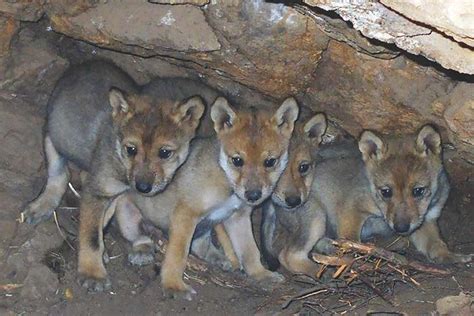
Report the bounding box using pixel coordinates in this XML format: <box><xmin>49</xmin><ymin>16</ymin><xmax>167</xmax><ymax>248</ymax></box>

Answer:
<box><xmin>190</xmin><ymin>227</ymin><xmax>235</xmax><ymax>272</ymax></box>
<box><xmin>23</xmin><ymin>135</ymin><xmax>70</xmax><ymax>224</ymax></box>
<box><xmin>115</xmin><ymin>195</ymin><xmax>155</xmax><ymax>266</ymax></box>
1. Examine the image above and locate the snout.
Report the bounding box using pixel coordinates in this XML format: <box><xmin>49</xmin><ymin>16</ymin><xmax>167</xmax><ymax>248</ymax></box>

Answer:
<box><xmin>135</xmin><ymin>181</ymin><xmax>152</xmax><ymax>194</ymax></box>
<box><xmin>245</xmin><ymin>189</ymin><xmax>262</xmax><ymax>203</ymax></box>
<box><xmin>285</xmin><ymin>196</ymin><xmax>301</xmax><ymax>208</ymax></box>
<box><xmin>393</xmin><ymin>221</ymin><xmax>410</xmax><ymax>234</ymax></box>
<box><xmin>133</xmin><ymin>176</ymin><xmax>169</xmax><ymax>196</ymax></box>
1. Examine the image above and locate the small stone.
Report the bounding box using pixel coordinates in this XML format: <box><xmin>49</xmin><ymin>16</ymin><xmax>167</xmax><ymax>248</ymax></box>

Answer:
<box><xmin>436</xmin><ymin>292</ymin><xmax>473</xmax><ymax>315</ymax></box>
<box><xmin>20</xmin><ymin>264</ymin><xmax>59</xmax><ymax>301</ymax></box>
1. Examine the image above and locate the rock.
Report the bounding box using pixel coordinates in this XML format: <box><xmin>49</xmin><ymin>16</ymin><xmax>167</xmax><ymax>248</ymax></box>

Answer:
<box><xmin>45</xmin><ymin>0</ymin><xmax>98</xmax><ymax>17</ymax></box>
<box><xmin>302</xmin><ymin>40</ymin><xmax>454</xmax><ymax>135</ymax></box>
<box><xmin>148</xmin><ymin>0</ymin><xmax>209</xmax><ymax>5</ymax></box>
<box><xmin>0</xmin><ymin>0</ymin><xmax>45</xmax><ymax>22</ymax></box>
<box><xmin>436</xmin><ymin>292</ymin><xmax>474</xmax><ymax>316</ymax></box>
<box><xmin>46</xmin><ymin>1</ymin><xmax>330</xmax><ymax>98</ymax></box>
<box><xmin>6</xmin><ymin>220</ymin><xmax>63</xmax><ymax>281</ymax></box>
<box><xmin>49</xmin><ymin>2</ymin><xmax>221</xmax><ymax>53</ymax></box>
<box><xmin>0</xmin><ymin>27</ymin><xmax>69</xmax><ymax>106</ymax></box>
<box><xmin>303</xmin><ymin>0</ymin><xmax>474</xmax><ymax>75</ymax></box>
<box><xmin>0</xmin><ymin>97</ymin><xmax>45</xmax><ymax>180</ymax></box>
<box><xmin>380</xmin><ymin>0</ymin><xmax>474</xmax><ymax>48</ymax></box>
<box><xmin>0</xmin><ymin>15</ymin><xmax>19</xmax><ymax>57</ymax></box>
<box><xmin>442</xmin><ymin>82</ymin><xmax>474</xmax><ymax>160</ymax></box>
<box><xmin>20</xmin><ymin>264</ymin><xmax>59</xmax><ymax>301</ymax></box>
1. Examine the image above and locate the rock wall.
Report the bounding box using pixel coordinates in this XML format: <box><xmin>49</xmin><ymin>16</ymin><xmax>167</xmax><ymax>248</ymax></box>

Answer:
<box><xmin>0</xmin><ymin>0</ymin><xmax>472</xmax><ymax>163</ymax></box>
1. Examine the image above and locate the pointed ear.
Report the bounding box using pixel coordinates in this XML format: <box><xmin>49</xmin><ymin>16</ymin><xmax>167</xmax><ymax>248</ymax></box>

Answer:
<box><xmin>416</xmin><ymin>124</ymin><xmax>441</xmax><ymax>156</ymax></box>
<box><xmin>273</xmin><ymin>97</ymin><xmax>299</xmax><ymax>137</ymax></box>
<box><xmin>304</xmin><ymin>113</ymin><xmax>327</xmax><ymax>145</ymax></box>
<box><xmin>109</xmin><ymin>88</ymin><xmax>130</xmax><ymax>117</ymax></box>
<box><xmin>173</xmin><ymin>96</ymin><xmax>205</xmax><ymax>130</ymax></box>
<box><xmin>210</xmin><ymin>97</ymin><xmax>236</xmax><ymax>133</ymax></box>
<box><xmin>359</xmin><ymin>130</ymin><xmax>385</xmax><ymax>161</ymax></box>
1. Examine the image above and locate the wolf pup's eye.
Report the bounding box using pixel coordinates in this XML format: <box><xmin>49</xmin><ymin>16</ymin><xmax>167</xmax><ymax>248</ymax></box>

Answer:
<box><xmin>264</xmin><ymin>158</ymin><xmax>277</xmax><ymax>168</ymax></box>
<box><xmin>126</xmin><ymin>145</ymin><xmax>137</xmax><ymax>157</ymax></box>
<box><xmin>231</xmin><ymin>156</ymin><xmax>244</xmax><ymax>167</ymax></box>
<box><xmin>159</xmin><ymin>148</ymin><xmax>173</xmax><ymax>159</ymax></box>
<box><xmin>298</xmin><ymin>162</ymin><xmax>310</xmax><ymax>174</ymax></box>
<box><xmin>412</xmin><ymin>186</ymin><xmax>426</xmax><ymax>198</ymax></box>
<box><xmin>379</xmin><ymin>186</ymin><xmax>393</xmax><ymax>199</ymax></box>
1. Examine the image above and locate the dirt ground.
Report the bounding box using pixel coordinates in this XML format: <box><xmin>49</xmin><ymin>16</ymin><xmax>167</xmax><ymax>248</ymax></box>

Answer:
<box><xmin>0</xmin><ymin>23</ymin><xmax>473</xmax><ymax>316</ymax></box>
<box><xmin>0</xmin><ymin>152</ymin><xmax>472</xmax><ymax>315</ymax></box>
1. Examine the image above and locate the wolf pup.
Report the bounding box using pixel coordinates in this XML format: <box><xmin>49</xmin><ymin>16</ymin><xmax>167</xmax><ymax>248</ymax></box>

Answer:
<box><xmin>260</xmin><ymin>112</ymin><xmax>328</xmax><ymax>277</ymax></box>
<box><xmin>115</xmin><ymin>97</ymin><xmax>299</xmax><ymax>299</ymax></box>
<box><xmin>22</xmin><ymin>61</ymin><xmax>205</xmax><ymax>291</ymax></box>
<box><xmin>262</xmin><ymin>125</ymin><xmax>472</xmax><ymax>279</ymax></box>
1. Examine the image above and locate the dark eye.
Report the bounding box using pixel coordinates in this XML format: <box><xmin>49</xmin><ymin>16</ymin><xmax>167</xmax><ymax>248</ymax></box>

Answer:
<box><xmin>379</xmin><ymin>187</ymin><xmax>393</xmax><ymax>199</ymax></box>
<box><xmin>159</xmin><ymin>148</ymin><xmax>173</xmax><ymax>159</ymax></box>
<box><xmin>126</xmin><ymin>145</ymin><xmax>137</xmax><ymax>157</ymax></box>
<box><xmin>231</xmin><ymin>156</ymin><xmax>244</xmax><ymax>167</ymax></box>
<box><xmin>299</xmin><ymin>162</ymin><xmax>310</xmax><ymax>174</ymax></box>
<box><xmin>412</xmin><ymin>186</ymin><xmax>426</xmax><ymax>198</ymax></box>
<box><xmin>264</xmin><ymin>158</ymin><xmax>277</xmax><ymax>168</ymax></box>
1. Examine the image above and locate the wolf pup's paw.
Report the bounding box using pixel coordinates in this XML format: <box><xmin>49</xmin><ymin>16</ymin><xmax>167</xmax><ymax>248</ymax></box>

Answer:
<box><xmin>429</xmin><ymin>247</ymin><xmax>473</xmax><ymax>264</ymax></box>
<box><xmin>128</xmin><ymin>237</ymin><xmax>156</xmax><ymax>266</ymax></box>
<box><xmin>436</xmin><ymin>252</ymin><xmax>473</xmax><ymax>264</ymax></box>
<box><xmin>253</xmin><ymin>270</ymin><xmax>285</xmax><ymax>290</ymax></box>
<box><xmin>78</xmin><ymin>276</ymin><xmax>112</xmax><ymax>293</ymax></box>
<box><xmin>22</xmin><ymin>203</ymin><xmax>55</xmax><ymax>225</ymax></box>
<box><xmin>163</xmin><ymin>282</ymin><xmax>197</xmax><ymax>301</ymax></box>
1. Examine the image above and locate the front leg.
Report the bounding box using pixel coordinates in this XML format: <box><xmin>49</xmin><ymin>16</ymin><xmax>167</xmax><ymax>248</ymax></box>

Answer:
<box><xmin>77</xmin><ymin>192</ymin><xmax>114</xmax><ymax>292</ymax></box>
<box><xmin>224</xmin><ymin>206</ymin><xmax>284</xmax><ymax>284</ymax></box>
<box><xmin>161</xmin><ymin>201</ymin><xmax>198</xmax><ymax>300</ymax></box>
<box><xmin>410</xmin><ymin>220</ymin><xmax>472</xmax><ymax>264</ymax></box>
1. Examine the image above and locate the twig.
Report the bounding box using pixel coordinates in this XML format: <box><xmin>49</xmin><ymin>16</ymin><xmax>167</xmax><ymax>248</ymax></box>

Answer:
<box><xmin>331</xmin><ymin>239</ymin><xmax>450</xmax><ymax>275</ymax></box>
<box><xmin>0</xmin><ymin>284</ymin><xmax>23</xmax><ymax>292</ymax></box>
<box><xmin>53</xmin><ymin>211</ymin><xmax>75</xmax><ymax>251</ymax></box>
<box><xmin>282</xmin><ymin>286</ymin><xmax>328</xmax><ymax>309</ymax></box>
<box><xmin>68</xmin><ymin>182</ymin><xmax>81</xmax><ymax>198</ymax></box>
<box><xmin>357</xmin><ymin>274</ymin><xmax>395</xmax><ymax>306</ymax></box>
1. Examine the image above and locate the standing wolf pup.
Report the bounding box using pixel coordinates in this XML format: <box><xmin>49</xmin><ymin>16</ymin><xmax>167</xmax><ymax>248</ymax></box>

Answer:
<box><xmin>262</xmin><ymin>124</ymin><xmax>472</xmax><ymax>278</ymax></box>
<box><xmin>22</xmin><ymin>61</ymin><xmax>206</xmax><ymax>291</ymax></box>
<box><xmin>115</xmin><ymin>97</ymin><xmax>299</xmax><ymax>299</ymax></box>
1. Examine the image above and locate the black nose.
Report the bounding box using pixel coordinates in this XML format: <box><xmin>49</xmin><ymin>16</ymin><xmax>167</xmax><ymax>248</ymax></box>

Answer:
<box><xmin>136</xmin><ymin>182</ymin><xmax>152</xmax><ymax>194</ymax></box>
<box><xmin>285</xmin><ymin>196</ymin><xmax>301</xmax><ymax>208</ymax></box>
<box><xmin>245</xmin><ymin>190</ymin><xmax>262</xmax><ymax>202</ymax></box>
<box><xmin>393</xmin><ymin>221</ymin><xmax>410</xmax><ymax>234</ymax></box>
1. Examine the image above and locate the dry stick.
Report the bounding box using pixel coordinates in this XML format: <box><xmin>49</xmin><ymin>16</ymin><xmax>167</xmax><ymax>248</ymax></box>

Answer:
<box><xmin>282</xmin><ymin>286</ymin><xmax>329</xmax><ymax>309</ymax></box>
<box><xmin>0</xmin><ymin>284</ymin><xmax>23</xmax><ymax>291</ymax></box>
<box><xmin>331</xmin><ymin>239</ymin><xmax>450</xmax><ymax>275</ymax></box>
<box><xmin>357</xmin><ymin>274</ymin><xmax>395</xmax><ymax>306</ymax></box>
<box><xmin>53</xmin><ymin>211</ymin><xmax>75</xmax><ymax>251</ymax></box>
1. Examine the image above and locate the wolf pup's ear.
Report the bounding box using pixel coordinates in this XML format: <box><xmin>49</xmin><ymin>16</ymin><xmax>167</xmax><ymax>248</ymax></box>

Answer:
<box><xmin>273</xmin><ymin>97</ymin><xmax>299</xmax><ymax>137</ymax></box>
<box><xmin>359</xmin><ymin>130</ymin><xmax>385</xmax><ymax>161</ymax></box>
<box><xmin>211</xmin><ymin>97</ymin><xmax>236</xmax><ymax>133</ymax></box>
<box><xmin>173</xmin><ymin>96</ymin><xmax>205</xmax><ymax>131</ymax></box>
<box><xmin>304</xmin><ymin>113</ymin><xmax>327</xmax><ymax>146</ymax></box>
<box><xmin>109</xmin><ymin>88</ymin><xmax>130</xmax><ymax>117</ymax></box>
<box><xmin>416</xmin><ymin>124</ymin><xmax>441</xmax><ymax>156</ymax></box>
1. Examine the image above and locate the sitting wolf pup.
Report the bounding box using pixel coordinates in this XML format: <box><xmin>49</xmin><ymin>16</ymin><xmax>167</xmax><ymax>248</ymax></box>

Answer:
<box><xmin>262</xmin><ymin>124</ymin><xmax>472</xmax><ymax>278</ymax></box>
<box><xmin>22</xmin><ymin>61</ymin><xmax>206</xmax><ymax>291</ymax></box>
<box><xmin>114</xmin><ymin>97</ymin><xmax>299</xmax><ymax>299</ymax></box>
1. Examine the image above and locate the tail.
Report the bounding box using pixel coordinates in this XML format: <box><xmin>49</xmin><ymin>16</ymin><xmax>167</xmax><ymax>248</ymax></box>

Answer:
<box><xmin>260</xmin><ymin>202</ymin><xmax>281</xmax><ymax>271</ymax></box>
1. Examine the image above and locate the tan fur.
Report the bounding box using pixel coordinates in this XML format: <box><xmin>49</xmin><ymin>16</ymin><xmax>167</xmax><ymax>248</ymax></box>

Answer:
<box><xmin>263</xmin><ymin>124</ymin><xmax>472</xmax><ymax>279</ymax></box>
<box><xmin>75</xmin><ymin>92</ymin><xmax>205</xmax><ymax>290</ymax></box>
<box><xmin>214</xmin><ymin>223</ymin><xmax>240</xmax><ymax>270</ymax></box>
<box><xmin>116</xmin><ymin>97</ymin><xmax>299</xmax><ymax>298</ymax></box>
